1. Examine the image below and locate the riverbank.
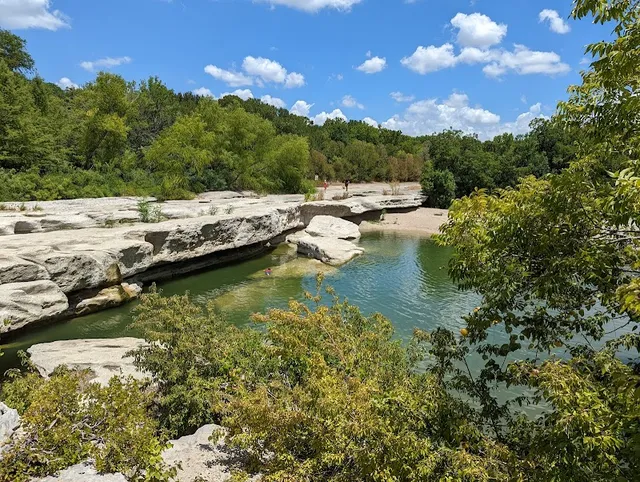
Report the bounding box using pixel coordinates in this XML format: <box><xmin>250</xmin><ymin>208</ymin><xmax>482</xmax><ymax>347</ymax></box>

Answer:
<box><xmin>0</xmin><ymin>184</ymin><xmax>425</xmax><ymax>336</ymax></box>
<box><xmin>359</xmin><ymin>207</ymin><xmax>449</xmax><ymax>237</ymax></box>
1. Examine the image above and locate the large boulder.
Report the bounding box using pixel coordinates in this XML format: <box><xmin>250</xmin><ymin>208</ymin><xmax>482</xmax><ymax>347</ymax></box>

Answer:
<box><xmin>0</xmin><ymin>281</ymin><xmax>69</xmax><ymax>333</ymax></box>
<box><xmin>0</xmin><ymin>403</ymin><xmax>20</xmax><ymax>450</ymax></box>
<box><xmin>0</xmin><ymin>255</ymin><xmax>50</xmax><ymax>284</ymax></box>
<box><xmin>75</xmin><ymin>283</ymin><xmax>142</xmax><ymax>316</ymax></box>
<box><xmin>27</xmin><ymin>338</ymin><xmax>148</xmax><ymax>386</ymax></box>
<box><xmin>31</xmin><ymin>462</ymin><xmax>126</xmax><ymax>482</ymax></box>
<box><xmin>162</xmin><ymin>424</ymin><xmax>258</xmax><ymax>481</ymax></box>
<box><xmin>305</xmin><ymin>215</ymin><xmax>361</xmax><ymax>240</ymax></box>
<box><xmin>296</xmin><ymin>236</ymin><xmax>364</xmax><ymax>266</ymax></box>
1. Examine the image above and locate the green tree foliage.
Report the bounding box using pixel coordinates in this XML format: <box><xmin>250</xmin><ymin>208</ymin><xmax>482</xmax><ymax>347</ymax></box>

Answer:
<box><xmin>0</xmin><ymin>30</ymin><xmax>34</xmax><ymax>73</ymax></box>
<box><xmin>130</xmin><ymin>281</ymin><xmax>519</xmax><ymax>481</ymax></box>
<box><xmin>0</xmin><ymin>368</ymin><xmax>173</xmax><ymax>482</ymax></box>
<box><xmin>422</xmin><ymin>162</ymin><xmax>456</xmax><ymax>208</ymax></box>
<box><xmin>436</xmin><ymin>1</ymin><xmax>640</xmax><ymax>479</ymax></box>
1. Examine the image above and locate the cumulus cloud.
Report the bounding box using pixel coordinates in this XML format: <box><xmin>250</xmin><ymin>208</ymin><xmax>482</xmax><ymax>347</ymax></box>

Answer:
<box><xmin>56</xmin><ymin>77</ymin><xmax>78</xmax><ymax>90</ymax></box>
<box><xmin>207</xmin><ymin>57</ymin><xmax>304</xmax><ymax>88</ymax></box>
<box><xmin>0</xmin><ymin>0</ymin><xmax>69</xmax><ymax>30</ymax></box>
<box><xmin>220</xmin><ymin>89</ymin><xmax>254</xmax><ymax>100</ymax></box>
<box><xmin>284</xmin><ymin>72</ymin><xmax>305</xmax><ymax>88</ymax></box>
<box><xmin>291</xmin><ymin>100</ymin><xmax>314</xmax><ymax>117</ymax></box>
<box><xmin>362</xmin><ymin>117</ymin><xmax>378</xmax><ymax>127</ymax></box>
<box><xmin>539</xmin><ymin>9</ymin><xmax>570</xmax><ymax>34</ymax></box>
<box><xmin>356</xmin><ymin>55</ymin><xmax>387</xmax><ymax>74</ymax></box>
<box><xmin>193</xmin><ymin>87</ymin><xmax>215</xmax><ymax>98</ymax></box>
<box><xmin>204</xmin><ymin>65</ymin><xmax>253</xmax><ymax>87</ymax></box>
<box><xmin>258</xmin><ymin>0</ymin><xmax>362</xmax><ymax>12</ymax></box>
<box><xmin>341</xmin><ymin>95</ymin><xmax>364</xmax><ymax>109</ymax></box>
<box><xmin>481</xmin><ymin>45</ymin><xmax>570</xmax><ymax>77</ymax></box>
<box><xmin>390</xmin><ymin>92</ymin><xmax>415</xmax><ymax>103</ymax></box>
<box><xmin>80</xmin><ymin>56</ymin><xmax>132</xmax><ymax>72</ymax></box>
<box><xmin>312</xmin><ymin>108</ymin><xmax>347</xmax><ymax>126</ymax></box>
<box><xmin>401</xmin><ymin>44</ymin><xmax>458</xmax><ymax>74</ymax></box>
<box><xmin>450</xmin><ymin>13</ymin><xmax>507</xmax><ymax>48</ymax></box>
<box><xmin>261</xmin><ymin>95</ymin><xmax>287</xmax><ymax>108</ymax></box>
<box><xmin>382</xmin><ymin>92</ymin><xmax>545</xmax><ymax>139</ymax></box>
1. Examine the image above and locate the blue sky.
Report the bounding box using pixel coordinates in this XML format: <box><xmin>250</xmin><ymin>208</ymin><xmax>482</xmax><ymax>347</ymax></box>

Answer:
<box><xmin>2</xmin><ymin>0</ymin><xmax>611</xmax><ymax>139</ymax></box>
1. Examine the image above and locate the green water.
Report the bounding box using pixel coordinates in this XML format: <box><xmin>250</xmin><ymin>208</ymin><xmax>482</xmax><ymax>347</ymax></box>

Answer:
<box><xmin>0</xmin><ymin>232</ymin><xmax>484</xmax><ymax>375</ymax></box>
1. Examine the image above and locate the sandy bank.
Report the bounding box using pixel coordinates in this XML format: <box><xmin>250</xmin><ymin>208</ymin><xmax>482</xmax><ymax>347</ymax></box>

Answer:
<box><xmin>359</xmin><ymin>208</ymin><xmax>449</xmax><ymax>237</ymax></box>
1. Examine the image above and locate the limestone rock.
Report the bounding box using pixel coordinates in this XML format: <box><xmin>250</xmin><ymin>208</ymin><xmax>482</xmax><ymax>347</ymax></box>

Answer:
<box><xmin>0</xmin><ymin>255</ymin><xmax>49</xmax><ymax>284</ymax></box>
<box><xmin>0</xmin><ymin>281</ymin><xmax>68</xmax><ymax>333</ymax></box>
<box><xmin>296</xmin><ymin>236</ymin><xmax>364</xmax><ymax>266</ymax></box>
<box><xmin>27</xmin><ymin>338</ymin><xmax>148</xmax><ymax>386</ymax></box>
<box><xmin>75</xmin><ymin>283</ymin><xmax>142</xmax><ymax>316</ymax></box>
<box><xmin>0</xmin><ymin>403</ymin><xmax>20</xmax><ymax>449</ymax></box>
<box><xmin>305</xmin><ymin>215</ymin><xmax>361</xmax><ymax>240</ymax></box>
<box><xmin>162</xmin><ymin>424</ymin><xmax>258</xmax><ymax>482</ymax></box>
<box><xmin>31</xmin><ymin>461</ymin><xmax>126</xmax><ymax>482</ymax></box>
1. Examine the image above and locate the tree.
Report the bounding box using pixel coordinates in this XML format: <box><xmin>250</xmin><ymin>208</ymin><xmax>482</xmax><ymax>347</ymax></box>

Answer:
<box><xmin>0</xmin><ymin>30</ymin><xmax>34</xmax><ymax>73</ymax></box>
<box><xmin>437</xmin><ymin>1</ymin><xmax>640</xmax><ymax>479</ymax></box>
<box><xmin>422</xmin><ymin>162</ymin><xmax>456</xmax><ymax>208</ymax></box>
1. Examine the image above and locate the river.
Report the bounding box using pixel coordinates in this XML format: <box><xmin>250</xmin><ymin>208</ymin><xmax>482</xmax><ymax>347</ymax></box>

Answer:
<box><xmin>0</xmin><ymin>232</ymin><xmax>484</xmax><ymax>375</ymax></box>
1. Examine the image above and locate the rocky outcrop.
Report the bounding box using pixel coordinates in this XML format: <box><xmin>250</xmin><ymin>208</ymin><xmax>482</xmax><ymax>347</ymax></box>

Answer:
<box><xmin>0</xmin><ymin>403</ymin><xmax>20</xmax><ymax>450</ymax></box>
<box><xmin>32</xmin><ymin>462</ymin><xmax>127</xmax><ymax>482</ymax></box>
<box><xmin>75</xmin><ymin>283</ymin><xmax>142</xmax><ymax>316</ymax></box>
<box><xmin>162</xmin><ymin>424</ymin><xmax>258</xmax><ymax>482</ymax></box>
<box><xmin>304</xmin><ymin>215</ymin><xmax>361</xmax><ymax>240</ymax></box>
<box><xmin>27</xmin><ymin>338</ymin><xmax>148</xmax><ymax>386</ymax></box>
<box><xmin>0</xmin><ymin>281</ymin><xmax>69</xmax><ymax>333</ymax></box>
<box><xmin>296</xmin><ymin>236</ymin><xmax>365</xmax><ymax>266</ymax></box>
<box><xmin>0</xmin><ymin>185</ymin><xmax>424</xmax><ymax>334</ymax></box>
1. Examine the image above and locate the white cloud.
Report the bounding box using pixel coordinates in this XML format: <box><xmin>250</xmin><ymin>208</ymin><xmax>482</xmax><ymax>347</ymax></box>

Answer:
<box><xmin>259</xmin><ymin>0</ymin><xmax>362</xmax><ymax>13</ymax></box>
<box><xmin>56</xmin><ymin>77</ymin><xmax>78</xmax><ymax>90</ymax></box>
<box><xmin>362</xmin><ymin>117</ymin><xmax>378</xmax><ymax>127</ymax></box>
<box><xmin>482</xmin><ymin>45</ymin><xmax>570</xmax><ymax>77</ymax></box>
<box><xmin>401</xmin><ymin>44</ymin><xmax>458</xmax><ymax>74</ymax></box>
<box><xmin>261</xmin><ymin>94</ymin><xmax>287</xmax><ymax>108</ymax></box>
<box><xmin>242</xmin><ymin>56</ymin><xmax>287</xmax><ymax>83</ymax></box>
<box><xmin>539</xmin><ymin>9</ymin><xmax>570</xmax><ymax>34</ymax></box>
<box><xmin>0</xmin><ymin>0</ymin><xmax>69</xmax><ymax>30</ymax></box>
<box><xmin>205</xmin><ymin>65</ymin><xmax>253</xmax><ymax>87</ymax></box>
<box><xmin>451</xmin><ymin>13</ymin><xmax>507</xmax><ymax>48</ymax></box>
<box><xmin>284</xmin><ymin>72</ymin><xmax>305</xmax><ymax>88</ymax></box>
<box><xmin>80</xmin><ymin>56</ymin><xmax>132</xmax><ymax>72</ymax></box>
<box><xmin>312</xmin><ymin>108</ymin><xmax>347</xmax><ymax>126</ymax></box>
<box><xmin>390</xmin><ymin>92</ymin><xmax>415</xmax><ymax>103</ymax></box>
<box><xmin>356</xmin><ymin>55</ymin><xmax>387</xmax><ymax>74</ymax></box>
<box><xmin>193</xmin><ymin>87</ymin><xmax>215</xmax><ymax>98</ymax></box>
<box><xmin>291</xmin><ymin>100</ymin><xmax>314</xmax><ymax>117</ymax></box>
<box><xmin>341</xmin><ymin>94</ymin><xmax>364</xmax><ymax>109</ymax></box>
<box><xmin>382</xmin><ymin>92</ymin><xmax>545</xmax><ymax>139</ymax></box>
<box><xmin>220</xmin><ymin>89</ymin><xmax>254</xmax><ymax>100</ymax></box>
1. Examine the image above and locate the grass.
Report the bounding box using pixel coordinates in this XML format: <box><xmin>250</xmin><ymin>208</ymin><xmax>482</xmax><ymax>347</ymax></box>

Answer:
<box><xmin>137</xmin><ymin>199</ymin><xmax>164</xmax><ymax>223</ymax></box>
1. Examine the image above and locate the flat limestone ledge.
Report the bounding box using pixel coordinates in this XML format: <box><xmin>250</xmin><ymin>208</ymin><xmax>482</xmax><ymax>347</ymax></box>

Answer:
<box><xmin>0</xmin><ymin>191</ymin><xmax>424</xmax><ymax>334</ymax></box>
<box><xmin>27</xmin><ymin>338</ymin><xmax>148</xmax><ymax>386</ymax></box>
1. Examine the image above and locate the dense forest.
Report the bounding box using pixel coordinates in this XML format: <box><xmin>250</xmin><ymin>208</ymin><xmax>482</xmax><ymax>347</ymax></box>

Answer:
<box><xmin>0</xmin><ymin>29</ymin><xmax>578</xmax><ymax>205</ymax></box>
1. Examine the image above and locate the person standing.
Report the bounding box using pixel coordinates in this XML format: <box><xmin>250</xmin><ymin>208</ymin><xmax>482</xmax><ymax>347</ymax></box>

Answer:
<box><xmin>323</xmin><ymin>179</ymin><xmax>329</xmax><ymax>192</ymax></box>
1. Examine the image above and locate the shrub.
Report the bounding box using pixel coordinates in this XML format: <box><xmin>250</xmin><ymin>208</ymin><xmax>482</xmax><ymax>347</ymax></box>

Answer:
<box><xmin>0</xmin><ymin>368</ymin><xmax>174</xmax><ymax>482</ymax></box>
<box><xmin>137</xmin><ymin>199</ymin><xmax>163</xmax><ymax>223</ymax></box>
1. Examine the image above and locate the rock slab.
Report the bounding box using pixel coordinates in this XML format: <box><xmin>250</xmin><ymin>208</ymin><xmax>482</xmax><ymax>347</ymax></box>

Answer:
<box><xmin>75</xmin><ymin>283</ymin><xmax>142</xmax><ymax>316</ymax></box>
<box><xmin>296</xmin><ymin>236</ymin><xmax>365</xmax><ymax>266</ymax></box>
<box><xmin>0</xmin><ymin>280</ymin><xmax>69</xmax><ymax>333</ymax></box>
<box><xmin>27</xmin><ymin>338</ymin><xmax>148</xmax><ymax>386</ymax></box>
<box><xmin>32</xmin><ymin>461</ymin><xmax>127</xmax><ymax>482</ymax></box>
<box><xmin>304</xmin><ymin>215</ymin><xmax>361</xmax><ymax>240</ymax></box>
<box><xmin>163</xmin><ymin>424</ymin><xmax>259</xmax><ymax>481</ymax></box>
<box><xmin>0</xmin><ymin>403</ymin><xmax>20</xmax><ymax>450</ymax></box>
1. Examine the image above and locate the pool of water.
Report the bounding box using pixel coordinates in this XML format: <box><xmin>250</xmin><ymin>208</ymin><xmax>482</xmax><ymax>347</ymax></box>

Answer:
<box><xmin>0</xmin><ymin>232</ymin><xmax>484</xmax><ymax>375</ymax></box>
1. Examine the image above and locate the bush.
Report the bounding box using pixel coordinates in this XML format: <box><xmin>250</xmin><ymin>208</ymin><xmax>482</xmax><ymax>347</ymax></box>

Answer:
<box><xmin>129</xmin><ymin>279</ymin><xmax>518</xmax><ymax>480</ymax></box>
<box><xmin>0</xmin><ymin>368</ymin><xmax>174</xmax><ymax>482</ymax></box>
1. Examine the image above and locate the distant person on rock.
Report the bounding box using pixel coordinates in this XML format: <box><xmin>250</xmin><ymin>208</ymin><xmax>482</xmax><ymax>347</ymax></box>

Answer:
<box><xmin>344</xmin><ymin>179</ymin><xmax>351</xmax><ymax>193</ymax></box>
<box><xmin>323</xmin><ymin>180</ymin><xmax>328</xmax><ymax>192</ymax></box>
